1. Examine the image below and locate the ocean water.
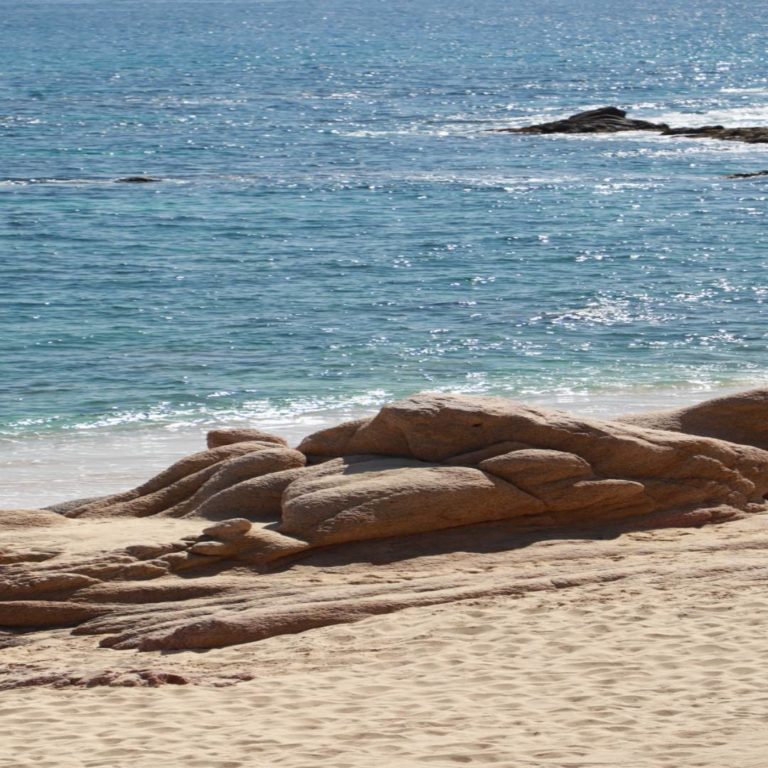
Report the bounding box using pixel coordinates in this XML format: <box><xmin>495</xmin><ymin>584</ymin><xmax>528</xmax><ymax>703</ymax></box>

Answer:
<box><xmin>1</xmin><ymin>0</ymin><xmax>767</xmax><ymax>505</ymax></box>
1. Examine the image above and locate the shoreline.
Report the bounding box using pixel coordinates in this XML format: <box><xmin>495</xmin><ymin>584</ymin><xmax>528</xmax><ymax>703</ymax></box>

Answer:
<box><xmin>0</xmin><ymin>383</ymin><xmax>756</xmax><ymax>509</ymax></box>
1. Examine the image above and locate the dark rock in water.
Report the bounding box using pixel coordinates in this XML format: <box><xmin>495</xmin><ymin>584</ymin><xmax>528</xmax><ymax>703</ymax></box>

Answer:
<box><xmin>495</xmin><ymin>106</ymin><xmax>669</xmax><ymax>135</ymax></box>
<box><xmin>661</xmin><ymin>125</ymin><xmax>724</xmax><ymax>136</ymax></box>
<box><xmin>115</xmin><ymin>176</ymin><xmax>160</xmax><ymax>183</ymax></box>
<box><xmin>662</xmin><ymin>126</ymin><xmax>768</xmax><ymax>143</ymax></box>
<box><xmin>726</xmin><ymin>170</ymin><xmax>768</xmax><ymax>179</ymax></box>
<box><xmin>496</xmin><ymin>107</ymin><xmax>768</xmax><ymax>144</ymax></box>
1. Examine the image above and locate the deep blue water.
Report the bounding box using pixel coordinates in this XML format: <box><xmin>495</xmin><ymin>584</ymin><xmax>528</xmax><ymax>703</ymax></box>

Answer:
<box><xmin>2</xmin><ymin>0</ymin><xmax>768</xmax><ymax>436</ymax></box>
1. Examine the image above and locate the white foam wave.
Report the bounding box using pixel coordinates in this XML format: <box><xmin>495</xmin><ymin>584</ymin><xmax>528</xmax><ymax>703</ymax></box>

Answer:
<box><xmin>395</xmin><ymin>170</ymin><xmax>580</xmax><ymax>189</ymax></box>
<box><xmin>651</xmin><ymin>104</ymin><xmax>768</xmax><ymax>128</ymax></box>
<box><xmin>604</xmin><ymin>141</ymin><xmax>768</xmax><ymax>159</ymax></box>
<box><xmin>720</xmin><ymin>87</ymin><xmax>768</xmax><ymax>94</ymax></box>
<box><xmin>548</xmin><ymin>296</ymin><xmax>675</xmax><ymax>327</ymax></box>
<box><xmin>2</xmin><ymin>390</ymin><xmax>395</xmax><ymax>438</ymax></box>
<box><xmin>339</xmin><ymin>124</ymin><xmax>480</xmax><ymax>138</ymax></box>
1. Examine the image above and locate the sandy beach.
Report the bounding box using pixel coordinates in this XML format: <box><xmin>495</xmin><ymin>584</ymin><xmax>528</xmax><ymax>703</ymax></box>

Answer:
<box><xmin>5</xmin><ymin>0</ymin><xmax>768</xmax><ymax>763</ymax></box>
<box><xmin>4</xmin><ymin>512</ymin><xmax>768</xmax><ymax>767</ymax></box>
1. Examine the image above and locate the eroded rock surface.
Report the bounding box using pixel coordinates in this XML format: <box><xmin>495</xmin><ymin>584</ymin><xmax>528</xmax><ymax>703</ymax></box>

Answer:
<box><xmin>206</xmin><ymin>428</ymin><xmax>288</xmax><ymax>449</ymax></box>
<box><xmin>617</xmin><ymin>388</ymin><xmax>768</xmax><ymax>451</ymax></box>
<box><xmin>281</xmin><ymin>458</ymin><xmax>545</xmax><ymax>545</ymax></box>
<box><xmin>2</xmin><ymin>389</ymin><xmax>768</xmax><ymax>660</ymax></box>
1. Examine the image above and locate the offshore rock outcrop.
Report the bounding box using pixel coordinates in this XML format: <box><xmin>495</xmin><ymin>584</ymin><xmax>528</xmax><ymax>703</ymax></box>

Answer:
<box><xmin>662</xmin><ymin>125</ymin><xmax>768</xmax><ymax>143</ymax></box>
<box><xmin>495</xmin><ymin>106</ymin><xmax>768</xmax><ymax>144</ymax></box>
<box><xmin>496</xmin><ymin>106</ymin><xmax>668</xmax><ymax>134</ymax></box>
<box><xmin>114</xmin><ymin>176</ymin><xmax>160</xmax><ymax>183</ymax></box>
<box><xmin>726</xmin><ymin>169</ymin><xmax>768</xmax><ymax>179</ymax></box>
<box><xmin>3</xmin><ymin>389</ymin><xmax>768</xmax><ymax>657</ymax></box>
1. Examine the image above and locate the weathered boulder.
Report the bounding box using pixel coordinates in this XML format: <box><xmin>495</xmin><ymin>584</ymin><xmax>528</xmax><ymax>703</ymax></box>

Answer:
<box><xmin>297</xmin><ymin>393</ymin><xmax>768</xmax><ymax>529</ymax></box>
<box><xmin>443</xmin><ymin>441</ymin><xmax>531</xmax><ymax>466</ymax></box>
<box><xmin>476</xmin><ymin>448</ymin><xmax>649</xmax><ymax>522</ymax></box>
<box><xmin>206</xmin><ymin>428</ymin><xmax>288</xmax><ymax>449</ymax></box>
<box><xmin>67</xmin><ymin>441</ymin><xmax>289</xmax><ymax>519</ymax></box>
<box><xmin>478</xmin><ymin>448</ymin><xmax>592</xmax><ymax>485</ymax></box>
<box><xmin>191</xmin><ymin>455</ymin><xmax>402</xmax><ymax>525</ymax></box>
<box><xmin>617</xmin><ymin>389</ymin><xmax>768</xmax><ymax>451</ymax></box>
<box><xmin>190</xmin><ymin>527</ymin><xmax>308</xmax><ymax>563</ymax></box>
<box><xmin>201</xmin><ymin>518</ymin><xmax>253</xmax><ymax>540</ymax></box>
<box><xmin>160</xmin><ymin>447</ymin><xmax>306</xmax><ymax>517</ymax></box>
<box><xmin>280</xmin><ymin>457</ymin><xmax>545</xmax><ymax>545</ymax></box>
<box><xmin>189</xmin><ymin>467</ymin><xmax>307</xmax><ymax>521</ymax></box>
<box><xmin>300</xmin><ymin>418</ymin><xmax>370</xmax><ymax>461</ymax></box>
<box><xmin>0</xmin><ymin>572</ymin><xmax>100</xmax><ymax>599</ymax></box>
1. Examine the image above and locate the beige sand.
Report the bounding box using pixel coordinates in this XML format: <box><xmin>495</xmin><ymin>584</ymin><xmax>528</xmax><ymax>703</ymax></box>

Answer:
<box><xmin>4</xmin><ymin>514</ymin><xmax>768</xmax><ymax>767</ymax></box>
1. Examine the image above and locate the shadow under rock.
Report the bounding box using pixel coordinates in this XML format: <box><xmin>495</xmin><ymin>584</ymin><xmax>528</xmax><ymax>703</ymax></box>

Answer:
<box><xmin>263</xmin><ymin>517</ymin><xmax>627</xmax><ymax>574</ymax></box>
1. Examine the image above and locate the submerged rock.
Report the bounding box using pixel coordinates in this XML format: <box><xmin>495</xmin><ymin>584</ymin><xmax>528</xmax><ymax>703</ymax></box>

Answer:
<box><xmin>661</xmin><ymin>126</ymin><xmax>768</xmax><ymax>143</ymax></box>
<box><xmin>114</xmin><ymin>176</ymin><xmax>160</xmax><ymax>183</ymax></box>
<box><xmin>726</xmin><ymin>169</ymin><xmax>768</xmax><ymax>179</ymax></box>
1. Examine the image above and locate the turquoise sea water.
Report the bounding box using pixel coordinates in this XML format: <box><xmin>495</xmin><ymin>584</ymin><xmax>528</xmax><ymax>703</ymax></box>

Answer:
<box><xmin>1</xmin><ymin>0</ymin><xmax>767</xmax><ymax>448</ymax></box>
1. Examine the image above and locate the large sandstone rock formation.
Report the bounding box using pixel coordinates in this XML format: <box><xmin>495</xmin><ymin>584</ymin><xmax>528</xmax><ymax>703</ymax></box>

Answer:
<box><xmin>2</xmin><ymin>389</ymin><xmax>768</xmax><ymax>656</ymax></box>
<box><xmin>296</xmin><ymin>393</ymin><xmax>768</xmax><ymax>531</ymax></box>
<box><xmin>56</xmin><ymin>391</ymin><xmax>768</xmax><ymax>544</ymax></box>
